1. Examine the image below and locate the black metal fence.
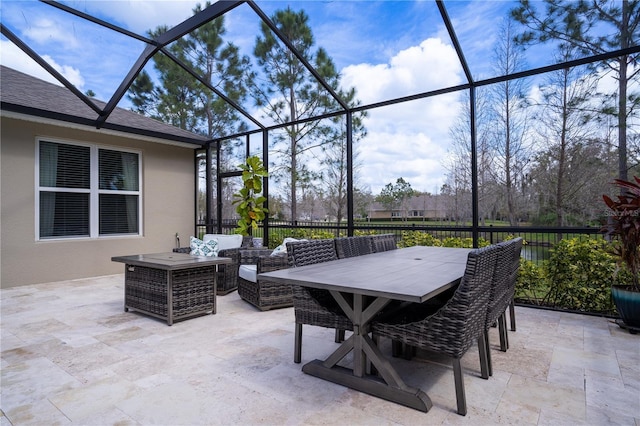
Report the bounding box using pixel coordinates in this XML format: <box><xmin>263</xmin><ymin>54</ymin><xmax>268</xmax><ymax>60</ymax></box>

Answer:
<box><xmin>196</xmin><ymin>220</ymin><xmax>603</xmax><ymax>264</ymax></box>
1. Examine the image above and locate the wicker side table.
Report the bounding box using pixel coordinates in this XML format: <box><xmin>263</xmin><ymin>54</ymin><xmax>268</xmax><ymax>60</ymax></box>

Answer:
<box><xmin>112</xmin><ymin>252</ymin><xmax>233</xmax><ymax>325</ymax></box>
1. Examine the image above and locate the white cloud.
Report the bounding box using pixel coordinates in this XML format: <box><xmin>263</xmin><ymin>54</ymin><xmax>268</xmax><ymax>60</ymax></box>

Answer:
<box><xmin>359</xmin><ymin>130</ymin><xmax>449</xmax><ymax>194</ymax></box>
<box><xmin>1</xmin><ymin>41</ymin><xmax>85</xmax><ymax>89</ymax></box>
<box><xmin>73</xmin><ymin>0</ymin><xmax>197</xmax><ymax>35</ymax></box>
<box><xmin>342</xmin><ymin>38</ymin><xmax>462</xmax><ymax>104</ymax></box>
<box><xmin>341</xmin><ymin>38</ymin><xmax>464</xmax><ymax>193</ymax></box>
<box><xmin>49</xmin><ymin>59</ymin><xmax>85</xmax><ymax>89</ymax></box>
<box><xmin>23</xmin><ymin>17</ymin><xmax>80</xmax><ymax>49</ymax></box>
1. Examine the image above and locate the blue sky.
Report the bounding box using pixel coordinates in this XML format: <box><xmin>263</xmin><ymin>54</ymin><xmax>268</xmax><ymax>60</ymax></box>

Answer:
<box><xmin>1</xmin><ymin>0</ymin><xmax>571</xmax><ymax>194</ymax></box>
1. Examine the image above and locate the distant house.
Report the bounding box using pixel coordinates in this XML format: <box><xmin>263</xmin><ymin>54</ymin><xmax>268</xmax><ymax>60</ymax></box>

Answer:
<box><xmin>1</xmin><ymin>66</ymin><xmax>208</xmax><ymax>288</ymax></box>
<box><xmin>368</xmin><ymin>193</ymin><xmax>453</xmax><ymax>220</ymax></box>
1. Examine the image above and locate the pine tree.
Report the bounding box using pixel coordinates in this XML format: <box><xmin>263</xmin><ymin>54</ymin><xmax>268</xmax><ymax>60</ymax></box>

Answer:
<box><xmin>252</xmin><ymin>7</ymin><xmax>356</xmax><ymax>220</ymax></box>
<box><xmin>511</xmin><ymin>0</ymin><xmax>640</xmax><ymax>183</ymax></box>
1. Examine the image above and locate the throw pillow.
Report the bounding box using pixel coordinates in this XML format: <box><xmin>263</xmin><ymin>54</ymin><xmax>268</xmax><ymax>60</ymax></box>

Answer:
<box><xmin>190</xmin><ymin>236</ymin><xmax>218</xmax><ymax>257</ymax></box>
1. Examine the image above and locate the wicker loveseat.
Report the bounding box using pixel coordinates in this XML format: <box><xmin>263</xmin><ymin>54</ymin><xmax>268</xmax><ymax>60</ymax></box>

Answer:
<box><xmin>173</xmin><ymin>234</ymin><xmax>245</xmax><ymax>295</ymax></box>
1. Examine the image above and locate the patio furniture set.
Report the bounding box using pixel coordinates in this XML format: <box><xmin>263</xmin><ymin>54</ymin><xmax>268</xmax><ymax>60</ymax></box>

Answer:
<box><xmin>237</xmin><ymin>233</ymin><xmax>398</xmax><ymax>311</ymax></box>
<box><xmin>112</xmin><ymin>234</ymin><xmax>522</xmax><ymax>416</ymax></box>
<box><xmin>260</xmin><ymin>237</ymin><xmax>522</xmax><ymax>415</ymax></box>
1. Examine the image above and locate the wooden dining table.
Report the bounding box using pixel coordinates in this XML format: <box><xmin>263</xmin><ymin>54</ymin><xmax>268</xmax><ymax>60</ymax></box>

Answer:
<box><xmin>259</xmin><ymin>245</ymin><xmax>473</xmax><ymax>412</ymax></box>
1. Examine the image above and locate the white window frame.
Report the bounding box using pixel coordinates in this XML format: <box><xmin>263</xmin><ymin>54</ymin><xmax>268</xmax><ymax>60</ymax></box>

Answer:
<box><xmin>35</xmin><ymin>137</ymin><xmax>143</xmax><ymax>241</ymax></box>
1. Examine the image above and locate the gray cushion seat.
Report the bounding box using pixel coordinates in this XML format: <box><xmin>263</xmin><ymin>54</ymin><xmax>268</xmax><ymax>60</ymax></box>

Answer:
<box><xmin>239</xmin><ymin>264</ymin><xmax>257</xmax><ymax>283</ymax></box>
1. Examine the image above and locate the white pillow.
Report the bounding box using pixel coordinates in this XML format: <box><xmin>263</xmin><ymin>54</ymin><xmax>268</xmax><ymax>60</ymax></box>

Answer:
<box><xmin>270</xmin><ymin>237</ymin><xmax>307</xmax><ymax>256</ymax></box>
<box><xmin>190</xmin><ymin>236</ymin><xmax>218</xmax><ymax>257</ymax></box>
<box><xmin>203</xmin><ymin>234</ymin><xmax>243</xmax><ymax>251</ymax></box>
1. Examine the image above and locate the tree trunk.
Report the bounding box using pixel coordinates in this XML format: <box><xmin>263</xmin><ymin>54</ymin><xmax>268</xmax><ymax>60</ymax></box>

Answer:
<box><xmin>290</xmin><ymin>85</ymin><xmax>297</xmax><ymax>221</ymax></box>
<box><xmin>556</xmin><ymin>69</ymin><xmax>569</xmax><ymax>227</ymax></box>
<box><xmin>618</xmin><ymin>57</ymin><xmax>628</xmax><ymax>185</ymax></box>
<box><xmin>505</xmin><ymin>82</ymin><xmax>517</xmax><ymax>226</ymax></box>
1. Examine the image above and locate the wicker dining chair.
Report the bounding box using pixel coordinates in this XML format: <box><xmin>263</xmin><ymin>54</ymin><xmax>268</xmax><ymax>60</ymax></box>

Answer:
<box><xmin>286</xmin><ymin>239</ymin><xmax>353</xmax><ymax>364</ymax></box>
<box><xmin>369</xmin><ymin>233</ymin><xmax>398</xmax><ymax>252</ymax></box>
<box><xmin>504</xmin><ymin>238</ymin><xmax>523</xmax><ymax>336</ymax></box>
<box><xmin>482</xmin><ymin>238</ymin><xmax>522</xmax><ymax>377</ymax></box>
<box><xmin>335</xmin><ymin>236</ymin><xmax>375</xmax><ymax>259</ymax></box>
<box><xmin>371</xmin><ymin>244</ymin><xmax>500</xmax><ymax>416</ymax></box>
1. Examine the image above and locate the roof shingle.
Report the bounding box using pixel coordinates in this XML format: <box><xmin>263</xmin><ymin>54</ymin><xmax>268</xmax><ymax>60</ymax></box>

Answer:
<box><xmin>0</xmin><ymin>66</ymin><xmax>208</xmax><ymax>146</ymax></box>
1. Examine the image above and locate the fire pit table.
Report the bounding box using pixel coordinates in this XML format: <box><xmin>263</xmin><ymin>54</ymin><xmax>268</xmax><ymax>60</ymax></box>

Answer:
<box><xmin>112</xmin><ymin>252</ymin><xmax>232</xmax><ymax>325</ymax></box>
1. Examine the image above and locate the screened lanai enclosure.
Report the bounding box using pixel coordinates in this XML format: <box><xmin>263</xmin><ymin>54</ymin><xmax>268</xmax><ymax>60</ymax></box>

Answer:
<box><xmin>2</xmin><ymin>0</ymin><xmax>639</xmax><ymax>254</ymax></box>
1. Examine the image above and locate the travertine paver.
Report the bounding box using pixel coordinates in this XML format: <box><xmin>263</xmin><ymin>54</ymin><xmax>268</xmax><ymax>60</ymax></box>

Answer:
<box><xmin>1</xmin><ymin>274</ymin><xmax>638</xmax><ymax>425</ymax></box>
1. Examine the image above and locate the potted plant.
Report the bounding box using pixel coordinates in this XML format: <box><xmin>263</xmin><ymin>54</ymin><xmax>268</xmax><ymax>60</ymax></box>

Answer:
<box><xmin>601</xmin><ymin>175</ymin><xmax>640</xmax><ymax>332</ymax></box>
<box><xmin>233</xmin><ymin>155</ymin><xmax>268</xmax><ymax>245</ymax></box>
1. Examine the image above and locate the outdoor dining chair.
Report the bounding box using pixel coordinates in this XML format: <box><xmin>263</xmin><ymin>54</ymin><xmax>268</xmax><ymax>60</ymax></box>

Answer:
<box><xmin>482</xmin><ymin>238</ymin><xmax>522</xmax><ymax>376</ymax></box>
<box><xmin>371</xmin><ymin>244</ymin><xmax>500</xmax><ymax>416</ymax></box>
<box><xmin>504</xmin><ymin>238</ymin><xmax>523</xmax><ymax>338</ymax></box>
<box><xmin>286</xmin><ymin>239</ymin><xmax>353</xmax><ymax>363</ymax></box>
<box><xmin>369</xmin><ymin>234</ymin><xmax>398</xmax><ymax>252</ymax></box>
<box><xmin>335</xmin><ymin>236</ymin><xmax>375</xmax><ymax>259</ymax></box>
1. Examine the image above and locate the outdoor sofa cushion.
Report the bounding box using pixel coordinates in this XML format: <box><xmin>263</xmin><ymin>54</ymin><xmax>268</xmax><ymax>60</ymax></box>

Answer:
<box><xmin>239</xmin><ymin>264</ymin><xmax>257</xmax><ymax>283</ymax></box>
<box><xmin>203</xmin><ymin>233</ymin><xmax>243</xmax><ymax>251</ymax></box>
<box><xmin>239</xmin><ymin>237</ymin><xmax>304</xmax><ymax>283</ymax></box>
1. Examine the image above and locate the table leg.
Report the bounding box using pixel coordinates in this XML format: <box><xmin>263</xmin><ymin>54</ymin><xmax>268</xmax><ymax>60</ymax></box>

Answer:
<box><xmin>213</xmin><ymin>265</ymin><xmax>218</xmax><ymax>315</ymax></box>
<box><xmin>301</xmin><ymin>292</ymin><xmax>433</xmax><ymax>412</ymax></box>
<box><xmin>167</xmin><ymin>272</ymin><xmax>173</xmax><ymax>326</ymax></box>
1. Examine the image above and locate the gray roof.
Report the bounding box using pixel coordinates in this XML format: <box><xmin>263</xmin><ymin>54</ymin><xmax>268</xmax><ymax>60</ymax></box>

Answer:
<box><xmin>0</xmin><ymin>66</ymin><xmax>208</xmax><ymax>146</ymax></box>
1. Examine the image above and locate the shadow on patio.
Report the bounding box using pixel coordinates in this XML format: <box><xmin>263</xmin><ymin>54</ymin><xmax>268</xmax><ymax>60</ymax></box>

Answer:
<box><xmin>1</xmin><ymin>274</ymin><xmax>638</xmax><ymax>425</ymax></box>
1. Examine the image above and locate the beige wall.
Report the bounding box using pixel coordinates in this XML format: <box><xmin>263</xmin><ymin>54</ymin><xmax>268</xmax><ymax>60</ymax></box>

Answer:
<box><xmin>369</xmin><ymin>211</ymin><xmax>391</xmax><ymax>219</ymax></box>
<box><xmin>1</xmin><ymin>116</ymin><xmax>196</xmax><ymax>288</ymax></box>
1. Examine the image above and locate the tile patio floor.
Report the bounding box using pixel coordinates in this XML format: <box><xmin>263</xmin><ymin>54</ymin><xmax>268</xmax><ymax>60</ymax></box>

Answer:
<box><xmin>1</xmin><ymin>274</ymin><xmax>639</xmax><ymax>425</ymax></box>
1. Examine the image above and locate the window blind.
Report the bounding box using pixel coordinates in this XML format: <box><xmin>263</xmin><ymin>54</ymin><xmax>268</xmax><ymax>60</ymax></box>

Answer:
<box><xmin>37</xmin><ymin>140</ymin><xmax>141</xmax><ymax>239</ymax></box>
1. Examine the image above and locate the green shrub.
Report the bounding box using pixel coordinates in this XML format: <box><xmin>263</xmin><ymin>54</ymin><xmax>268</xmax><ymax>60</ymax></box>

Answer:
<box><xmin>543</xmin><ymin>237</ymin><xmax>616</xmax><ymax>313</ymax></box>
<box><xmin>515</xmin><ymin>258</ymin><xmax>547</xmax><ymax>305</ymax></box>
<box><xmin>308</xmin><ymin>230</ymin><xmax>338</xmax><ymax>240</ymax></box>
<box><xmin>397</xmin><ymin>231</ymin><xmax>442</xmax><ymax>247</ymax></box>
<box><xmin>354</xmin><ymin>230</ymin><xmax>377</xmax><ymax>236</ymax></box>
<box><xmin>440</xmin><ymin>237</ymin><xmax>470</xmax><ymax>247</ymax></box>
<box><xmin>396</xmin><ymin>231</ymin><xmax>490</xmax><ymax>248</ymax></box>
<box><xmin>440</xmin><ymin>236</ymin><xmax>490</xmax><ymax>248</ymax></box>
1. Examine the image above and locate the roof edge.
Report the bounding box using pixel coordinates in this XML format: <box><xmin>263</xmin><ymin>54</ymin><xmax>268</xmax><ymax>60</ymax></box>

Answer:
<box><xmin>1</xmin><ymin>107</ymin><xmax>205</xmax><ymax>149</ymax></box>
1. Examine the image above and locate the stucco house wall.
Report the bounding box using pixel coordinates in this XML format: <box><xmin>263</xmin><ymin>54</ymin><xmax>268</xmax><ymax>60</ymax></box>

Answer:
<box><xmin>1</xmin><ymin>116</ymin><xmax>196</xmax><ymax>288</ymax></box>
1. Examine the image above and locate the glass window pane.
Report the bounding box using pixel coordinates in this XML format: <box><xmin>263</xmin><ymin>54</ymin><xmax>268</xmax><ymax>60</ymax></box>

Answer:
<box><xmin>196</xmin><ymin>150</ymin><xmax>208</xmax><ymax>224</ymax></box>
<box><xmin>99</xmin><ymin>149</ymin><xmax>139</xmax><ymax>191</ymax></box>
<box><xmin>39</xmin><ymin>141</ymin><xmax>90</xmax><ymax>188</ymax></box>
<box><xmin>99</xmin><ymin>194</ymin><xmax>139</xmax><ymax>235</ymax></box>
<box><xmin>39</xmin><ymin>191</ymin><xmax>89</xmax><ymax>238</ymax></box>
